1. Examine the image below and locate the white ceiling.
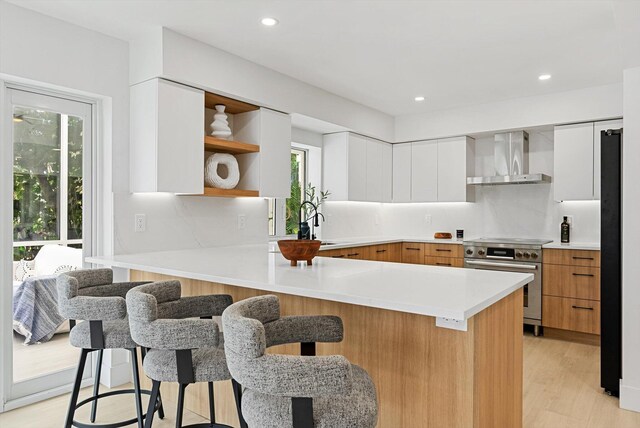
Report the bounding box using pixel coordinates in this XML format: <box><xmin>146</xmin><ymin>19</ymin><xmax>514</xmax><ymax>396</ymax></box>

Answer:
<box><xmin>7</xmin><ymin>0</ymin><xmax>640</xmax><ymax>116</ymax></box>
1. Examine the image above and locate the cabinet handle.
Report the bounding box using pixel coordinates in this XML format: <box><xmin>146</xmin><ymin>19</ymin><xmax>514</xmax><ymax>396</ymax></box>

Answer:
<box><xmin>572</xmin><ymin>273</ymin><xmax>595</xmax><ymax>277</ymax></box>
<box><xmin>571</xmin><ymin>305</ymin><xmax>594</xmax><ymax>311</ymax></box>
<box><xmin>332</xmin><ymin>255</ymin><xmax>345</xmax><ymax>258</ymax></box>
<box><xmin>406</xmin><ymin>247</ymin><xmax>421</xmax><ymax>251</ymax></box>
<box><xmin>573</xmin><ymin>256</ymin><xmax>594</xmax><ymax>261</ymax></box>
<box><xmin>376</xmin><ymin>250</ymin><xmax>387</xmax><ymax>253</ymax></box>
<box><xmin>436</xmin><ymin>249</ymin><xmax>452</xmax><ymax>252</ymax></box>
<box><xmin>436</xmin><ymin>263</ymin><xmax>452</xmax><ymax>266</ymax></box>
<box><xmin>347</xmin><ymin>253</ymin><xmax>359</xmax><ymax>257</ymax></box>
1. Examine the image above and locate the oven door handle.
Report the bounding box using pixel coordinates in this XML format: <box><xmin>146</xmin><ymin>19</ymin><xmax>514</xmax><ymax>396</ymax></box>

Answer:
<box><xmin>465</xmin><ymin>260</ymin><xmax>538</xmax><ymax>270</ymax></box>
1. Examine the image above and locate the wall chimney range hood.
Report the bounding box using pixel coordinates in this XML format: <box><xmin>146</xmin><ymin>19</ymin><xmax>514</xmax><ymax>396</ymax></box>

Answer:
<box><xmin>467</xmin><ymin>131</ymin><xmax>551</xmax><ymax>185</ymax></box>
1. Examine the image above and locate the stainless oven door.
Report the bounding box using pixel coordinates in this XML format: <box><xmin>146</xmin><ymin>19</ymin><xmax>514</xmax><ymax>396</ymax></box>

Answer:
<box><xmin>464</xmin><ymin>259</ymin><xmax>541</xmax><ymax>324</ymax></box>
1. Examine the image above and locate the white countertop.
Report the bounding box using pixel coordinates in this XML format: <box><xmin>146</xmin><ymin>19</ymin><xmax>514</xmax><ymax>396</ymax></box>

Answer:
<box><xmin>87</xmin><ymin>244</ymin><xmax>531</xmax><ymax>322</ymax></box>
<box><xmin>543</xmin><ymin>241</ymin><xmax>600</xmax><ymax>250</ymax></box>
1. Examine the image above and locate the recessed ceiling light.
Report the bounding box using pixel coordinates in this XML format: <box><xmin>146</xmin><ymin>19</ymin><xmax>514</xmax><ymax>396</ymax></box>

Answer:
<box><xmin>538</xmin><ymin>74</ymin><xmax>551</xmax><ymax>81</ymax></box>
<box><xmin>414</xmin><ymin>96</ymin><xmax>425</xmax><ymax>102</ymax></box>
<box><xmin>261</xmin><ymin>17</ymin><xmax>279</xmax><ymax>26</ymax></box>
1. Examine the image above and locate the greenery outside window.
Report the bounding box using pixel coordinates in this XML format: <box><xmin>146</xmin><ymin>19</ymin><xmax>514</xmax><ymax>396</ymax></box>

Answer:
<box><xmin>13</xmin><ymin>107</ymin><xmax>83</xmax><ymax>260</ymax></box>
<box><xmin>269</xmin><ymin>147</ymin><xmax>307</xmax><ymax>236</ymax></box>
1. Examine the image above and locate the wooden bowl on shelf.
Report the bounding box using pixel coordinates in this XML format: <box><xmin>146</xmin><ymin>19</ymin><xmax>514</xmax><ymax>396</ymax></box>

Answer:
<box><xmin>277</xmin><ymin>239</ymin><xmax>322</xmax><ymax>266</ymax></box>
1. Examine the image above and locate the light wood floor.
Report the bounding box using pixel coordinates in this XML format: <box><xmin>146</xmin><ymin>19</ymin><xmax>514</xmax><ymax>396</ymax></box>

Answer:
<box><xmin>2</xmin><ymin>334</ymin><xmax>640</xmax><ymax>427</ymax></box>
<box><xmin>0</xmin><ymin>384</ymin><xmax>208</xmax><ymax>428</ymax></box>
<box><xmin>523</xmin><ymin>333</ymin><xmax>640</xmax><ymax>427</ymax></box>
<box><xmin>13</xmin><ymin>332</ymin><xmax>78</xmax><ymax>382</ymax></box>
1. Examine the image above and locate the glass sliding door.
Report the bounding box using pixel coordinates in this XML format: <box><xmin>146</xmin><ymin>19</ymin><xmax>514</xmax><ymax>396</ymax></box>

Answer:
<box><xmin>3</xmin><ymin>87</ymin><xmax>95</xmax><ymax>404</ymax></box>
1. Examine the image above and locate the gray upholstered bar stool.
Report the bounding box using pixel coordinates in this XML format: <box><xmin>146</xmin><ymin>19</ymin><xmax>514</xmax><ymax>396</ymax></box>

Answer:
<box><xmin>57</xmin><ymin>268</ymin><xmax>162</xmax><ymax>428</ymax></box>
<box><xmin>221</xmin><ymin>295</ymin><xmax>378</xmax><ymax>428</ymax></box>
<box><xmin>126</xmin><ymin>280</ymin><xmax>241</xmax><ymax>428</ymax></box>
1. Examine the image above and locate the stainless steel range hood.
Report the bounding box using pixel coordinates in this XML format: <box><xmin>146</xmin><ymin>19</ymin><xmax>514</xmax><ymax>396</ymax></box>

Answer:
<box><xmin>467</xmin><ymin>131</ymin><xmax>551</xmax><ymax>185</ymax></box>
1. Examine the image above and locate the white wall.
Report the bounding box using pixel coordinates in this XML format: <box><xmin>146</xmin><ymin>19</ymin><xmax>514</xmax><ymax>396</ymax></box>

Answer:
<box><xmin>132</xmin><ymin>28</ymin><xmax>395</xmax><ymax>142</ymax></box>
<box><xmin>0</xmin><ymin>0</ymin><xmax>130</xmax><ymax>194</ymax></box>
<box><xmin>395</xmin><ymin>83</ymin><xmax>623</xmax><ymax>142</ymax></box>
<box><xmin>621</xmin><ymin>66</ymin><xmax>640</xmax><ymax>412</ymax></box>
<box><xmin>321</xmin><ymin>130</ymin><xmax>601</xmax><ymax>243</ymax></box>
<box><xmin>292</xmin><ymin>127</ymin><xmax>323</xmax><ymax>148</ymax></box>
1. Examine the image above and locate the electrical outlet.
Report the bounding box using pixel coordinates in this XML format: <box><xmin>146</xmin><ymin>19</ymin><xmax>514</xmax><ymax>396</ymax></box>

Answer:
<box><xmin>566</xmin><ymin>215</ymin><xmax>574</xmax><ymax>226</ymax></box>
<box><xmin>374</xmin><ymin>214</ymin><xmax>381</xmax><ymax>225</ymax></box>
<box><xmin>425</xmin><ymin>214</ymin><xmax>432</xmax><ymax>225</ymax></box>
<box><xmin>134</xmin><ymin>214</ymin><xmax>146</xmax><ymax>232</ymax></box>
<box><xmin>237</xmin><ymin>214</ymin><xmax>246</xmax><ymax>230</ymax></box>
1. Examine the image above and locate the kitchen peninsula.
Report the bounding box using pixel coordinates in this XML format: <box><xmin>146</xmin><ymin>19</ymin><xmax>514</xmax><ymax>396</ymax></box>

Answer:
<box><xmin>88</xmin><ymin>244</ymin><xmax>532</xmax><ymax>428</ymax></box>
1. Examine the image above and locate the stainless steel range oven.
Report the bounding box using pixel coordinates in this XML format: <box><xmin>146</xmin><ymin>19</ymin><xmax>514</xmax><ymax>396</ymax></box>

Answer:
<box><xmin>463</xmin><ymin>238</ymin><xmax>551</xmax><ymax>336</ymax></box>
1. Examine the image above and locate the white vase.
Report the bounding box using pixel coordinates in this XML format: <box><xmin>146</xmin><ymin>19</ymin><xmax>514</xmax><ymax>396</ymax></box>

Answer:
<box><xmin>210</xmin><ymin>104</ymin><xmax>232</xmax><ymax>139</ymax></box>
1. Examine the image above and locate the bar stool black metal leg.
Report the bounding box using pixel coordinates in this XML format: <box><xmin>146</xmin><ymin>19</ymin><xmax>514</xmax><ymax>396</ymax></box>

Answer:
<box><xmin>141</xmin><ymin>347</ymin><xmax>165</xmax><ymax>420</ymax></box>
<box><xmin>144</xmin><ymin>380</ymin><xmax>161</xmax><ymax>428</ymax></box>
<box><xmin>208</xmin><ymin>382</ymin><xmax>216</xmax><ymax>423</ymax></box>
<box><xmin>65</xmin><ymin>349</ymin><xmax>89</xmax><ymax>428</ymax></box>
<box><xmin>90</xmin><ymin>349</ymin><xmax>104</xmax><ymax>423</ymax></box>
<box><xmin>232</xmin><ymin>379</ymin><xmax>248</xmax><ymax>428</ymax></box>
<box><xmin>130</xmin><ymin>348</ymin><xmax>144</xmax><ymax>428</ymax></box>
<box><xmin>176</xmin><ymin>383</ymin><xmax>187</xmax><ymax>428</ymax></box>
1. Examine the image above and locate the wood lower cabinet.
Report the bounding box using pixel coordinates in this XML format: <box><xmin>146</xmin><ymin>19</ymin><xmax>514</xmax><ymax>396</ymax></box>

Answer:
<box><xmin>424</xmin><ymin>256</ymin><xmax>464</xmax><ymax>268</ymax></box>
<box><xmin>319</xmin><ymin>242</ymin><xmax>461</xmax><ymax>266</ymax></box>
<box><xmin>543</xmin><ymin>264</ymin><xmax>600</xmax><ymax>301</ymax></box>
<box><xmin>319</xmin><ymin>247</ymin><xmax>365</xmax><ymax>260</ymax></box>
<box><xmin>543</xmin><ymin>296</ymin><xmax>600</xmax><ymax>335</ymax></box>
<box><xmin>401</xmin><ymin>243</ymin><xmax>425</xmax><ymax>264</ymax></box>
<box><xmin>543</xmin><ymin>249</ymin><xmax>600</xmax><ymax>268</ymax></box>
<box><xmin>542</xmin><ymin>248</ymin><xmax>601</xmax><ymax>337</ymax></box>
<box><xmin>366</xmin><ymin>243</ymin><xmax>402</xmax><ymax>263</ymax></box>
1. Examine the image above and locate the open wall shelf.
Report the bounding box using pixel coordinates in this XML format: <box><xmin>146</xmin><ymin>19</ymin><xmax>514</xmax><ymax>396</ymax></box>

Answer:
<box><xmin>204</xmin><ymin>136</ymin><xmax>260</xmax><ymax>154</ymax></box>
<box><xmin>204</xmin><ymin>92</ymin><xmax>259</xmax><ymax>114</ymax></box>
<box><xmin>203</xmin><ymin>187</ymin><xmax>259</xmax><ymax>197</ymax></box>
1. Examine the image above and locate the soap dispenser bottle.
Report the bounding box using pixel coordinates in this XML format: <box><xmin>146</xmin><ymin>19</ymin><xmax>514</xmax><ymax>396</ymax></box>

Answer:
<box><xmin>561</xmin><ymin>216</ymin><xmax>570</xmax><ymax>243</ymax></box>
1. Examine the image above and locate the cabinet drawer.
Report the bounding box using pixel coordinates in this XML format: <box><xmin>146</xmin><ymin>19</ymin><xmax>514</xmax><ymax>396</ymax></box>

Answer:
<box><xmin>424</xmin><ymin>256</ymin><xmax>464</xmax><ymax>268</ymax></box>
<box><xmin>543</xmin><ymin>265</ymin><xmax>600</xmax><ymax>301</ymax></box>
<box><xmin>424</xmin><ymin>243</ymin><xmax>463</xmax><ymax>258</ymax></box>
<box><xmin>369</xmin><ymin>244</ymin><xmax>391</xmax><ymax>262</ymax></box>
<box><xmin>543</xmin><ymin>249</ymin><xmax>600</xmax><ymax>267</ymax></box>
<box><xmin>542</xmin><ymin>296</ymin><xmax>600</xmax><ymax>335</ymax></box>
<box><xmin>402</xmin><ymin>243</ymin><xmax>425</xmax><ymax>264</ymax></box>
<box><xmin>317</xmin><ymin>248</ymin><xmax>340</xmax><ymax>258</ymax></box>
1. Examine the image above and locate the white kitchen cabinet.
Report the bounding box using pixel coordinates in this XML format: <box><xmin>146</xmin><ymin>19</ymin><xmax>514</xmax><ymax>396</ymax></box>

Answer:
<box><xmin>234</xmin><ymin>108</ymin><xmax>292</xmax><ymax>198</ymax></box>
<box><xmin>437</xmin><ymin>136</ymin><xmax>475</xmax><ymax>202</ymax></box>
<box><xmin>411</xmin><ymin>140</ymin><xmax>438</xmax><ymax>202</ymax></box>
<box><xmin>366</xmin><ymin>139</ymin><xmax>383</xmax><ymax>202</ymax></box>
<box><xmin>381</xmin><ymin>142</ymin><xmax>393</xmax><ymax>203</ymax></box>
<box><xmin>393</xmin><ymin>143</ymin><xmax>412</xmax><ymax>202</ymax></box>
<box><xmin>593</xmin><ymin>119</ymin><xmax>623</xmax><ymax>200</ymax></box>
<box><xmin>554</xmin><ymin>122</ymin><xmax>595</xmax><ymax>201</ymax></box>
<box><xmin>554</xmin><ymin>119</ymin><xmax>622</xmax><ymax>201</ymax></box>
<box><xmin>323</xmin><ymin>132</ymin><xmax>392</xmax><ymax>202</ymax></box>
<box><xmin>130</xmin><ymin>78</ymin><xmax>204</xmax><ymax>193</ymax></box>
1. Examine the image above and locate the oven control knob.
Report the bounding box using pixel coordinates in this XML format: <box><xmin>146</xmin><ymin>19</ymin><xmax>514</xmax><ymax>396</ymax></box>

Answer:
<box><xmin>516</xmin><ymin>251</ymin><xmax>523</xmax><ymax>258</ymax></box>
<box><xmin>523</xmin><ymin>252</ymin><xmax>531</xmax><ymax>259</ymax></box>
<box><xmin>531</xmin><ymin>252</ymin><xmax>539</xmax><ymax>259</ymax></box>
<box><xmin>478</xmin><ymin>249</ymin><xmax>485</xmax><ymax>256</ymax></box>
<box><xmin>466</xmin><ymin>249</ymin><xmax>473</xmax><ymax>255</ymax></box>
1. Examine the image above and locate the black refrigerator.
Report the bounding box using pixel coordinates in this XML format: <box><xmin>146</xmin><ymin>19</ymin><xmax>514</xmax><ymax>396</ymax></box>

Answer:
<box><xmin>600</xmin><ymin>127</ymin><xmax>623</xmax><ymax>397</ymax></box>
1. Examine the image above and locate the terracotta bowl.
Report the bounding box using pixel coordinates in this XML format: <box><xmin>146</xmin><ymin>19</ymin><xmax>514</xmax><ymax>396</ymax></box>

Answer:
<box><xmin>278</xmin><ymin>239</ymin><xmax>322</xmax><ymax>266</ymax></box>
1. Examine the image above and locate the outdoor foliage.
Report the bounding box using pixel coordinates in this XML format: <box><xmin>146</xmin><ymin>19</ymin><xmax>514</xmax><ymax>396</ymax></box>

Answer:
<box><xmin>12</xmin><ymin>109</ymin><xmax>83</xmax><ymax>260</ymax></box>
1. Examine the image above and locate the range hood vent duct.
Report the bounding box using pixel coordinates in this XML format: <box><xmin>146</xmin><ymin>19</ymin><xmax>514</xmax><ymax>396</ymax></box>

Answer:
<box><xmin>467</xmin><ymin>131</ymin><xmax>551</xmax><ymax>185</ymax></box>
